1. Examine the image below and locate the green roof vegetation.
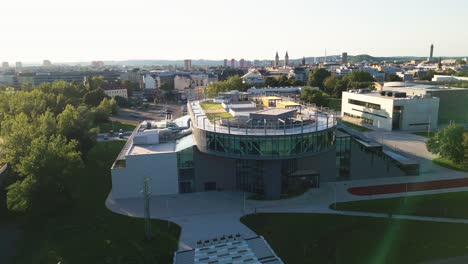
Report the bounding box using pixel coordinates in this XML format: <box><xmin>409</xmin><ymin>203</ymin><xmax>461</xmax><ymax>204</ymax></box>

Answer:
<box><xmin>200</xmin><ymin>101</ymin><xmax>224</xmax><ymax>111</ymax></box>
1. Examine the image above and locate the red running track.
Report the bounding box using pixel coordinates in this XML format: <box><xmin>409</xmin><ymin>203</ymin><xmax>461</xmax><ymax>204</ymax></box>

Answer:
<box><xmin>348</xmin><ymin>178</ymin><xmax>468</xmax><ymax>196</ymax></box>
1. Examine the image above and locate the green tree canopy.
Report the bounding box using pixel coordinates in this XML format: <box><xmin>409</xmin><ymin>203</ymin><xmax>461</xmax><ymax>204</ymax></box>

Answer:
<box><xmin>427</xmin><ymin>123</ymin><xmax>466</xmax><ymax>164</ymax></box>
<box><xmin>307</xmin><ymin>68</ymin><xmax>331</xmax><ymax>89</ymax></box>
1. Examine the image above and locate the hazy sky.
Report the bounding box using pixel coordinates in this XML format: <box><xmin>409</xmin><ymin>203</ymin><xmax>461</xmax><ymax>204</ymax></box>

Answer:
<box><xmin>1</xmin><ymin>0</ymin><xmax>468</xmax><ymax>62</ymax></box>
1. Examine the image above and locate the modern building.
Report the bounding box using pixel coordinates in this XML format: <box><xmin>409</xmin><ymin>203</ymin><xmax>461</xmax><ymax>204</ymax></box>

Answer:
<box><xmin>341</xmin><ymin>89</ymin><xmax>439</xmax><ymax>131</ymax></box>
<box><xmin>239</xmin><ymin>59</ymin><xmax>245</xmax><ymax>68</ymax></box>
<box><xmin>376</xmin><ymin>81</ymin><xmax>468</xmax><ymax>124</ymax></box>
<box><xmin>341</xmin><ymin>52</ymin><xmax>348</xmax><ymax>65</ymax></box>
<box><xmin>184</xmin><ymin>59</ymin><xmax>192</xmax><ymax>71</ymax></box>
<box><xmin>111</xmin><ymin>95</ymin><xmax>420</xmax><ymax>200</ymax></box>
<box><xmin>429</xmin><ymin>44</ymin><xmax>434</xmax><ymax>61</ymax></box>
<box><xmin>91</xmin><ymin>61</ymin><xmax>104</xmax><ymax>68</ymax></box>
<box><xmin>241</xmin><ymin>71</ymin><xmax>265</xmax><ymax>86</ymax></box>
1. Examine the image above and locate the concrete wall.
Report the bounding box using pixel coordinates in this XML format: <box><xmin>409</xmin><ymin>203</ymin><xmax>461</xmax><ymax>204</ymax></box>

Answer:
<box><xmin>342</xmin><ymin>92</ymin><xmax>394</xmax><ymax>131</ymax></box>
<box><xmin>192</xmin><ymin>148</ymin><xmax>237</xmax><ymax>191</ymax></box>
<box><xmin>342</xmin><ymin>92</ymin><xmax>440</xmax><ymax>131</ymax></box>
<box><xmin>397</xmin><ymin>97</ymin><xmax>439</xmax><ymax>131</ymax></box>
<box><xmin>111</xmin><ymin>153</ymin><xmax>179</xmax><ymax>199</ymax></box>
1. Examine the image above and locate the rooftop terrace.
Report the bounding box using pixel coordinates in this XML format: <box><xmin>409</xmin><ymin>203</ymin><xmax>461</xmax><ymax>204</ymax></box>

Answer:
<box><xmin>188</xmin><ymin>99</ymin><xmax>336</xmax><ymax>136</ymax></box>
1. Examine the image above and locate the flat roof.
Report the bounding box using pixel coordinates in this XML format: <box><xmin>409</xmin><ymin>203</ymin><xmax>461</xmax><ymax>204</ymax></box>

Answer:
<box><xmin>264</xmin><ymin>96</ymin><xmax>282</xmax><ymax>100</ymax></box>
<box><xmin>128</xmin><ymin>142</ymin><xmax>176</xmax><ymax>155</ymax></box>
<box><xmin>279</xmin><ymin>101</ymin><xmax>301</xmax><ymax>106</ymax></box>
<box><xmin>251</xmin><ymin>108</ymin><xmax>296</xmax><ymax>116</ymax></box>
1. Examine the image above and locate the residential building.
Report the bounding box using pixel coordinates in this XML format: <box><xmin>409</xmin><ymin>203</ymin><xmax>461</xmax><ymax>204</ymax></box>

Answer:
<box><xmin>103</xmin><ymin>88</ymin><xmax>128</xmax><ymax>99</ymax></box>
<box><xmin>91</xmin><ymin>61</ymin><xmax>104</xmax><ymax>68</ymax></box>
<box><xmin>230</xmin><ymin>59</ymin><xmax>236</xmax><ymax>68</ymax></box>
<box><xmin>241</xmin><ymin>71</ymin><xmax>265</xmax><ymax>86</ymax></box>
<box><xmin>184</xmin><ymin>59</ymin><xmax>192</xmax><ymax>71</ymax></box>
<box><xmin>223</xmin><ymin>59</ymin><xmax>228</xmax><ymax>68</ymax></box>
<box><xmin>1</xmin><ymin>62</ymin><xmax>9</xmax><ymax>68</ymax></box>
<box><xmin>43</xmin><ymin>60</ymin><xmax>52</xmax><ymax>67</ymax></box>
<box><xmin>341</xmin><ymin>89</ymin><xmax>439</xmax><ymax>131</ymax></box>
<box><xmin>15</xmin><ymin>62</ymin><xmax>22</xmax><ymax>69</ymax></box>
<box><xmin>342</xmin><ymin>52</ymin><xmax>348</xmax><ymax>64</ymax></box>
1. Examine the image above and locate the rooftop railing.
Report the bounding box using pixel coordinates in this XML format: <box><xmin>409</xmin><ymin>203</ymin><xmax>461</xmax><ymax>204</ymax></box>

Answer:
<box><xmin>188</xmin><ymin>99</ymin><xmax>337</xmax><ymax>136</ymax></box>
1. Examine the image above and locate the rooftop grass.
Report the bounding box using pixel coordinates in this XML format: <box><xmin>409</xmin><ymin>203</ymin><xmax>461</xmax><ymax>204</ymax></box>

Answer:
<box><xmin>11</xmin><ymin>141</ymin><xmax>180</xmax><ymax>264</ymax></box>
<box><xmin>242</xmin><ymin>213</ymin><xmax>468</xmax><ymax>264</ymax></box>
<box><xmin>200</xmin><ymin>101</ymin><xmax>224</xmax><ymax>111</ymax></box>
<box><xmin>332</xmin><ymin>190</ymin><xmax>468</xmax><ymax>219</ymax></box>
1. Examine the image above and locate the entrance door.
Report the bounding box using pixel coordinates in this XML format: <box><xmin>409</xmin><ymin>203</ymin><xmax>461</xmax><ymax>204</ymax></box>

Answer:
<box><xmin>179</xmin><ymin>181</ymin><xmax>192</xmax><ymax>193</ymax></box>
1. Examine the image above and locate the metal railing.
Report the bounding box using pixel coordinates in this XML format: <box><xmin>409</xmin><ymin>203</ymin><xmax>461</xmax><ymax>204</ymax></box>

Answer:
<box><xmin>188</xmin><ymin>99</ymin><xmax>337</xmax><ymax>136</ymax></box>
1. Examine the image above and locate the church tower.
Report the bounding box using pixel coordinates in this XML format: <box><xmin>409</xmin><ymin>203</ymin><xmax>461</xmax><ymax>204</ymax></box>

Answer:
<box><xmin>274</xmin><ymin>52</ymin><xmax>279</xmax><ymax>67</ymax></box>
<box><xmin>285</xmin><ymin>51</ymin><xmax>289</xmax><ymax>66</ymax></box>
<box><xmin>301</xmin><ymin>56</ymin><xmax>306</xmax><ymax>66</ymax></box>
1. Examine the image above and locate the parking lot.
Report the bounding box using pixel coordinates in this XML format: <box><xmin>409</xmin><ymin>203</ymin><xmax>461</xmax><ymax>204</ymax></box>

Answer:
<box><xmin>110</xmin><ymin>103</ymin><xmax>186</xmax><ymax>125</ymax></box>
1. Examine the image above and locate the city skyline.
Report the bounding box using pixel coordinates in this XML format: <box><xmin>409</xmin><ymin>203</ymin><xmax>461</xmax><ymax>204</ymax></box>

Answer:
<box><xmin>1</xmin><ymin>0</ymin><xmax>468</xmax><ymax>62</ymax></box>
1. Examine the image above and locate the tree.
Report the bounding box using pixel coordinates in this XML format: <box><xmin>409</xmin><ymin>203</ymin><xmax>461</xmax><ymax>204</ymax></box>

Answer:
<box><xmin>385</xmin><ymin>74</ymin><xmax>403</xmax><ymax>82</ymax></box>
<box><xmin>86</xmin><ymin>76</ymin><xmax>105</xmax><ymax>90</ymax></box>
<box><xmin>323</xmin><ymin>76</ymin><xmax>338</xmax><ymax>95</ymax></box>
<box><xmin>83</xmin><ymin>89</ymin><xmax>107</xmax><ymax>106</ymax></box>
<box><xmin>307</xmin><ymin>68</ymin><xmax>331</xmax><ymax>89</ymax></box>
<box><xmin>346</xmin><ymin>71</ymin><xmax>375</xmax><ymax>83</ymax></box>
<box><xmin>277</xmin><ymin>75</ymin><xmax>289</xmax><ymax>86</ymax></box>
<box><xmin>94</xmin><ymin>98</ymin><xmax>113</xmax><ymax>122</ymax></box>
<box><xmin>264</xmin><ymin>77</ymin><xmax>279</xmax><ymax>87</ymax></box>
<box><xmin>419</xmin><ymin>70</ymin><xmax>435</xmax><ymax>81</ymax></box>
<box><xmin>427</xmin><ymin>123</ymin><xmax>465</xmax><ymax>164</ymax></box>
<box><xmin>114</xmin><ymin>96</ymin><xmax>129</xmax><ymax>107</ymax></box>
<box><xmin>6</xmin><ymin>135</ymin><xmax>82</xmax><ymax>214</ymax></box>
<box><xmin>300</xmin><ymin>88</ymin><xmax>327</xmax><ymax>106</ymax></box>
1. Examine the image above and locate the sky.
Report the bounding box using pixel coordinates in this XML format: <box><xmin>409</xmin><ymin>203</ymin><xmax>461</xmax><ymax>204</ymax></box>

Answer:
<box><xmin>1</xmin><ymin>0</ymin><xmax>468</xmax><ymax>63</ymax></box>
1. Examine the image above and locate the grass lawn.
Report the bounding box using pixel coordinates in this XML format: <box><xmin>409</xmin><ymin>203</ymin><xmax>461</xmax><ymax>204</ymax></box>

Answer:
<box><xmin>242</xmin><ymin>213</ymin><xmax>468</xmax><ymax>264</ymax></box>
<box><xmin>341</xmin><ymin>120</ymin><xmax>372</xmax><ymax>132</ymax></box>
<box><xmin>433</xmin><ymin>157</ymin><xmax>468</xmax><ymax>172</ymax></box>
<box><xmin>200</xmin><ymin>101</ymin><xmax>223</xmax><ymax>111</ymax></box>
<box><xmin>332</xmin><ymin>191</ymin><xmax>468</xmax><ymax>219</ymax></box>
<box><xmin>12</xmin><ymin>141</ymin><xmax>180</xmax><ymax>264</ymax></box>
<box><xmin>412</xmin><ymin>131</ymin><xmax>436</xmax><ymax>138</ymax></box>
<box><xmin>96</xmin><ymin>121</ymin><xmax>137</xmax><ymax>133</ymax></box>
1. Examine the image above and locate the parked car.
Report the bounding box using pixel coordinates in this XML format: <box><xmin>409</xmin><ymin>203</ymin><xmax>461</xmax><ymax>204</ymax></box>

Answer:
<box><xmin>118</xmin><ymin>133</ymin><xmax>124</xmax><ymax>139</ymax></box>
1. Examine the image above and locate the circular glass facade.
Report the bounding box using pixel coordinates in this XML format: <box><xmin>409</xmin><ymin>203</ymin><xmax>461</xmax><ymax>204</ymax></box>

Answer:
<box><xmin>204</xmin><ymin>128</ymin><xmax>335</xmax><ymax>159</ymax></box>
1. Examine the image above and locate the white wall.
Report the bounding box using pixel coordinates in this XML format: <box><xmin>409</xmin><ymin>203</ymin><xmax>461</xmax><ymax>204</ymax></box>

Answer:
<box><xmin>144</xmin><ymin>75</ymin><xmax>157</xmax><ymax>90</ymax></box>
<box><xmin>341</xmin><ymin>92</ymin><xmax>394</xmax><ymax>131</ymax></box>
<box><xmin>341</xmin><ymin>92</ymin><xmax>439</xmax><ymax>131</ymax></box>
<box><xmin>111</xmin><ymin>152</ymin><xmax>179</xmax><ymax>199</ymax></box>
